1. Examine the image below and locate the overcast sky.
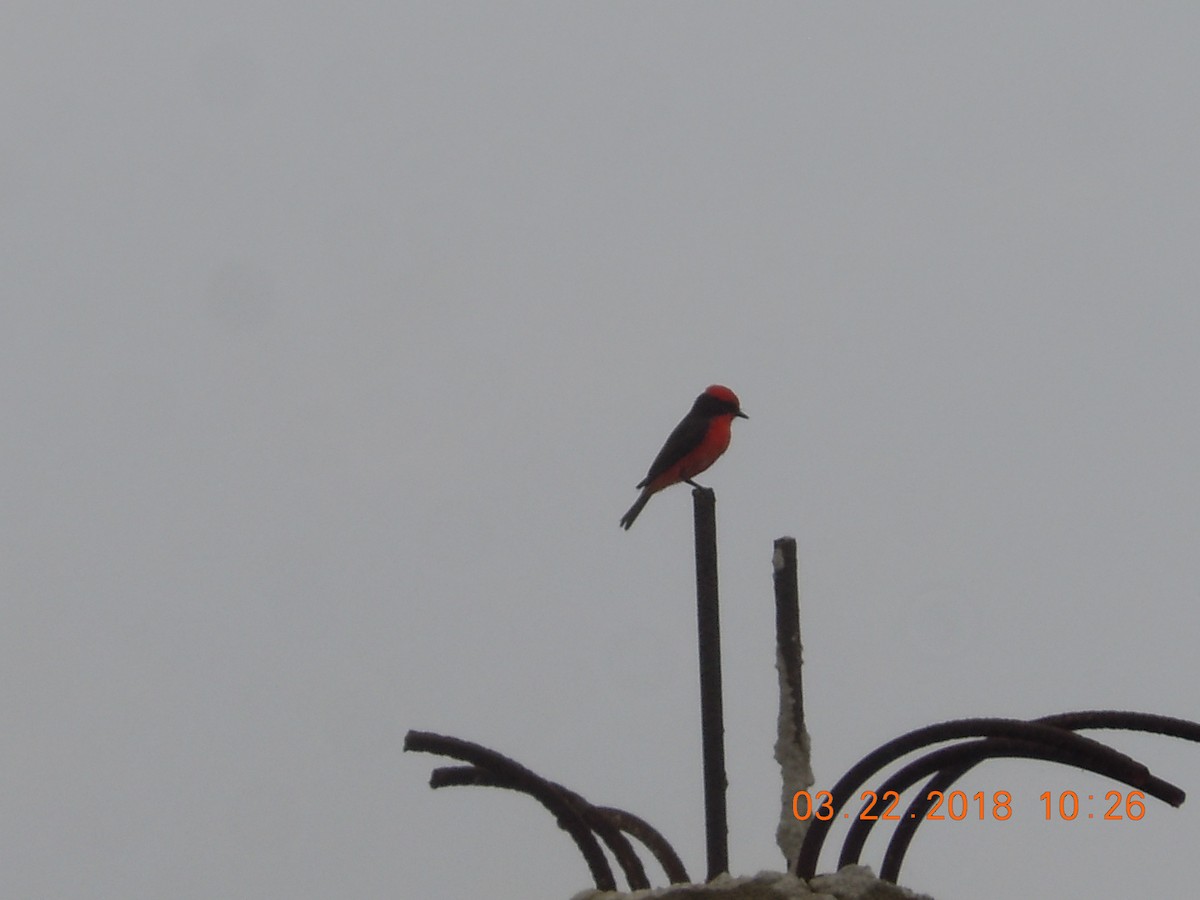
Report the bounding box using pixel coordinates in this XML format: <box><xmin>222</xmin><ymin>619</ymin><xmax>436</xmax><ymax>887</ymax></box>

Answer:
<box><xmin>5</xmin><ymin>3</ymin><xmax>1200</xmax><ymax>898</ymax></box>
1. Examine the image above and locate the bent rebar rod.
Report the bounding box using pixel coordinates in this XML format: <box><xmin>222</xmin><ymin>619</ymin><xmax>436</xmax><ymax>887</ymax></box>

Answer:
<box><xmin>405</xmin><ymin>730</ymin><xmax>615</xmax><ymax>890</ymax></box>
<box><xmin>429</xmin><ymin>765</ymin><xmax>651</xmax><ymax>889</ymax></box>
<box><xmin>879</xmin><ymin>711</ymin><xmax>1200</xmax><ymax>882</ymax></box>
<box><xmin>794</xmin><ymin>716</ymin><xmax>1160</xmax><ymax>880</ymax></box>
<box><xmin>838</xmin><ymin>734</ymin><xmax>1182</xmax><ymax>871</ymax></box>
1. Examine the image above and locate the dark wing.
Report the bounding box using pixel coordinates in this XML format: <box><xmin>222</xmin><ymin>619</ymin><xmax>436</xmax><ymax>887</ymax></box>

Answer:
<box><xmin>636</xmin><ymin>412</ymin><xmax>709</xmax><ymax>489</ymax></box>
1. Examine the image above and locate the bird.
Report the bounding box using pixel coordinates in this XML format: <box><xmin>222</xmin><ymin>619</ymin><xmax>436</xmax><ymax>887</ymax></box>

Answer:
<box><xmin>620</xmin><ymin>385</ymin><xmax>748</xmax><ymax>529</ymax></box>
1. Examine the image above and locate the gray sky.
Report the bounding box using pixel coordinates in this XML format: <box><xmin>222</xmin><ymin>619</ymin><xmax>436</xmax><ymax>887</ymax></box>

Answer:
<box><xmin>5</xmin><ymin>3</ymin><xmax>1199</xmax><ymax>898</ymax></box>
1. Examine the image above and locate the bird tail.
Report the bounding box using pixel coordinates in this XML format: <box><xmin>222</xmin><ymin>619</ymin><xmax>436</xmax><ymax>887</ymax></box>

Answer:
<box><xmin>619</xmin><ymin>489</ymin><xmax>653</xmax><ymax>530</ymax></box>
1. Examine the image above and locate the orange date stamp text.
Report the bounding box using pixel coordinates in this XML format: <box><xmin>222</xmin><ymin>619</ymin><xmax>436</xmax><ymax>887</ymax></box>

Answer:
<box><xmin>791</xmin><ymin>789</ymin><xmax>1147</xmax><ymax>822</ymax></box>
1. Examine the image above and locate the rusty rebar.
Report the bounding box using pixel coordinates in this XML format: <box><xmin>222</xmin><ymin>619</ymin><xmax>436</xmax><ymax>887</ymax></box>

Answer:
<box><xmin>594</xmin><ymin>806</ymin><xmax>691</xmax><ymax>885</ymax></box>
<box><xmin>405</xmin><ymin>731</ymin><xmax>616</xmax><ymax>890</ymax></box>
<box><xmin>838</xmin><ymin>733</ymin><xmax>1182</xmax><ymax>870</ymax></box>
<box><xmin>772</xmin><ymin>536</ymin><xmax>811</xmax><ymax>870</ymax></box>
<box><xmin>794</xmin><ymin>716</ymin><xmax>1163</xmax><ymax>880</ymax></box>
<box><xmin>773</xmin><ymin>537</ymin><xmax>805</xmax><ymax>735</ymax></box>
<box><xmin>429</xmin><ymin>765</ymin><xmax>650</xmax><ymax>889</ymax></box>
<box><xmin>878</xmin><ymin>711</ymin><xmax>1200</xmax><ymax>882</ymax></box>
<box><xmin>692</xmin><ymin>486</ymin><xmax>728</xmax><ymax>880</ymax></box>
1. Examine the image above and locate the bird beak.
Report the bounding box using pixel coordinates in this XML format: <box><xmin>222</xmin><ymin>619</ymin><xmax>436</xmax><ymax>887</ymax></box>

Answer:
<box><xmin>736</xmin><ymin>410</ymin><xmax>749</xmax><ymax>419</ymax></box>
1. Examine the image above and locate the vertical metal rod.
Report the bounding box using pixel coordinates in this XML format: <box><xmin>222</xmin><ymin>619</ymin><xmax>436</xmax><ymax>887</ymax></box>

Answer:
<box><xmin>772</xmin><ymin>536</ymin><xmax>811</xmax><ymax>870</ymax></box>
<box><xmin>692</xmin><ymin>487</ymin><xmax>728</xmax><ymax>880</ymax></box>
<box><xmin>772</xmin><ymin>538</ymin><xmax>805</xmax><ymax>729</ymax></box>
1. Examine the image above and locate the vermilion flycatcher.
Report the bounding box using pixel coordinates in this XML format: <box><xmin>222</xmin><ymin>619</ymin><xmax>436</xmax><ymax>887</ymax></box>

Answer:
<box><xmin>619</xmin><ymin>385</ymin><xmax>748</xmax><ymax>529</ymax></box>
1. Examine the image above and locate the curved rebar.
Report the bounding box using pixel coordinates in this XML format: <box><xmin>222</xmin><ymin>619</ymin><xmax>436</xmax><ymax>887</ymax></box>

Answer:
<box><xmin>405</xmin><ymin>730</ymin><xmax>617</xmax><ymax>890</ymax></box>
<box><xmin>879</xmin><ymin>711</ymin><xmax>1200</xmax><ymax>882</ymax></box>
<box><xmin>429</xmin><ymin>765</ymin><xmax>650</xmax><ymax>889</ymax></box>
<box><xmin>838</xmin><ymin>734</ymin><xmax>1182</xmax><ymax>870</ymax></box>
<box><xmin>794</xmin><ymin>716</ymin><xmax>1160</xmax><ymax>880</ymax></box>
<box><xmin>1038</xmin><ymin>710</ymin><xmax>1200</xmax><ymax>743</ymax></box>
<box><xmin>594</xmin><ymin>806</ymin><xmax>691</xmax><ymax>885</ymax></box>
